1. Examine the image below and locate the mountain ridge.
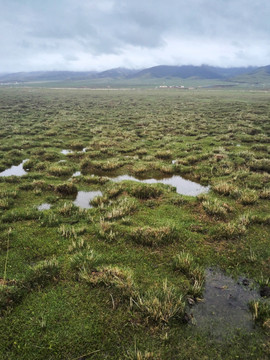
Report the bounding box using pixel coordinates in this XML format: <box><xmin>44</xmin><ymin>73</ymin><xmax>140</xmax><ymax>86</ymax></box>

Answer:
<box><xmin>0</xmin><ymin>65</ymin><xmax>268</xmax><ymax>84</ymax></box>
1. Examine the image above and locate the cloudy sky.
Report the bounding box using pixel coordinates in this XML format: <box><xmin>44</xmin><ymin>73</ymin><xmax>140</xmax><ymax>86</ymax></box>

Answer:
<box><xmin>1</xmin><ymin>0</ymin><xmax>270</xmax><ymax>72</ymax></box>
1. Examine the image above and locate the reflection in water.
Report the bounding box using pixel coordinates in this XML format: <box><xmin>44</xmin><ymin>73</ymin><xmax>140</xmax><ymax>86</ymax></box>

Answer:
<box><xmin>73</xmin><ymin>191</ymin><xmax>102</xmax><ymax>209</ymax></box>
<box><xmin>190</xmin><ymin>269</ymin><xmax>261</xmax><ymax>338</ymax></box>
<box><xmin>0</xmin><ymin>160</ymin><xmax>28</xmax><ymax>177</ymax></box>
<box><xmin>111</xmin><ymin>174</ymin><xmax>209</xmax><ymax>196</ymax></box>
<box><xmin>37</xmin><ymin>203</ymin><xmax>51</xmax><ymax>211</ymax></box>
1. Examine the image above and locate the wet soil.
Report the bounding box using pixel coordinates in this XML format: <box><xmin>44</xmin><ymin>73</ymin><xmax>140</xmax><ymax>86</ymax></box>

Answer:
<box><xmin>189</xmin><ymin>268</ymin><xmax>263</xmax><ymax>338</ymax></box>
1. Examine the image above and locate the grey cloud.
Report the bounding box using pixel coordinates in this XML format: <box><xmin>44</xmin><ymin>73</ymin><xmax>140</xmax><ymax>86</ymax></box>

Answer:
<box><xmin>0</xmin><ymin>0</ymin><xmax>270</xmax><ymax>71</ymax></box>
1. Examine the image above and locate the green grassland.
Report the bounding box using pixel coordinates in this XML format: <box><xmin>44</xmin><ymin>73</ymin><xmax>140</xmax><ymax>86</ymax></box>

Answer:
<box><xmin>0</xmin><ymin>77</ymin><xmax>241</xmax><ymax>89</ymax></box>
<box><xmin>0</xmin><ymin>88</ymin><xmax>269</xmax><ymax>359</ymax></box>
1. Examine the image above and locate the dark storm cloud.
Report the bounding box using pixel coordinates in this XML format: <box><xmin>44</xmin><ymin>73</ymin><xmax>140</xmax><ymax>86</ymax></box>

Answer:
<box><xmin>1</xmin><ymin>0</ymin><xmax>270</xmax><ymax>72</ymax></box>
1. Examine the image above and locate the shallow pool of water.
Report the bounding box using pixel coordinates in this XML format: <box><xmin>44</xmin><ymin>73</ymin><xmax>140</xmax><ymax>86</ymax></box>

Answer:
<box><xmin>0</xmin><ymin>159</ymin><xmax>28</xmax><ymax>177</ymax></box>
<box><xmin>61</xmin><ymin>149</ymin><xmax>73</xmax><ymax>155</ymax></box>
<box><xmin>110</xmin><ymin>174</ymin><xmax>209</xmax><ymax>196</ymax></box>
<box><xmin>73</xmin><ymin>190</ymin><xmax>102</xmax><ymax>209</ymax></box>
<box><xmin>190</xmin><ymin>269</ymin><xmax>260</xmax><ymax>338</ymax></box>
<box><xmin>37</xmin><ymin>203</ymin><xmax>51</xmax><ymax>211</ymax></box>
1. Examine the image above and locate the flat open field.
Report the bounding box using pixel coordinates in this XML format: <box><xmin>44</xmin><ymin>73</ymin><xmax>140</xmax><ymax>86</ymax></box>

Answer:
<box><xmin>0</xmin><ymin>88</ymin><xmax>269</xmax><ymax>359</ymax></box>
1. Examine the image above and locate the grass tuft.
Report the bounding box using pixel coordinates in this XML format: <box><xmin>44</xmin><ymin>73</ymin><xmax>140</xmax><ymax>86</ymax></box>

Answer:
<box><xmin>130</xmin><ymin>226</ymin><xmax>178</xmax><ymax>247</ymax></box>
<box><xmin>135</xmin><ymin>279</ymin><xmax>185</xmax><ymax>324</ymax></box>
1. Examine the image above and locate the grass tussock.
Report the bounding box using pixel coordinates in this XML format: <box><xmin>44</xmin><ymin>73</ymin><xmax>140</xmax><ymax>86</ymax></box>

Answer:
<box><xmin>0</xmin><ymin>281</ymin><xmax>25</xmax><ymax>314</ymax></box>
<box><xmin>214</xmin><ymin>218</ymin><xmax>248</xmax><ymax>240</ymax></box>
<box><xmin>259</xmin><ymin>188</ymin><xmax>270</xmax><ymax>199</ymax></box>
<box><xmin>172</xmin><ymin>252</ymin><xmax>205</xmax><ymax>298</ymax></box>
<box><xmin>239</xmin><ymin>189</ymin><xmax>259</xmax><ymax>205</ymax></box>
<box><xmin>250</xmin><ymin>214</ymin><xmax>270</xmax><ymax>225</ymax></box>
<box><xmin>0</xmin><ymin>192</ymin><xmax>18</xmax><ymax>204</ymax></box>
<box><xmin>155</xmin><ymin>150</ymin><xmax>172</xmax><ymax>160</ymax></box>
<box><xmin>135</xmin><ymin>279</ymin><xmax>185</xmax><ymax>324</ymax></box>
<box><xmin>130</xmin><ymin>226</ymin><xmax>178</xmax><ymax>247</ymax></box>
<box><xmin>104</xmin><ymin>197</ymin><xmax>137</xmax><ymax>220</ymax></box>
<box><xmin>90</xmin><ymin>194</ymin><xmax>110</xmax><ymax>208</ymax></box>
<box><xmin>48</xmin><ymin>165</ymin><xmax>73</xmax><ymax>177</ymax></box>
<box><xmin>1</xmin><ymin>209</ymin><xmax>39</xmax><ymax>223</ymax></box>
<box><xmin>55</xmin><ymin>183</ymin><xmax>78</xmax><ymax>196</ymax></box>
<box><xmin>250</xmin><ymin>158</ymin><xmax>270</xmax><ymax>173</ymax></box>
<box><xmin>98</xmin><ymin>218</ymin><xmax>119</xmax><ymax>242</ymax></box>
<box><xmin>58</xmin><ymin>224</ymin><xmax>87</xmax><ymax>239</ymax></box>
<box><xmin>0</xmin><ymin>190</ymin><xmax>18</xmax><ymax>199</ymax></box>
<box><xmin>0</xmin><ymin>259</ymin><xmax>60</xmax><ymax>313</ymax></box>
<box><xmin>249</xmin><ymin>300</ymin><xmax>270</xmax><ymax>328</ymax></box>
<box><xmin>80</xmin><ymin>266</ymin><xmax>134</xmax><ymax>297</ymax></box>
<box><xmin>57</xmin><ymin>202</ymin><xmax>78</xmax><ymax>216</ymax></box>
<box><xmin>25</xmin><ymin>258</ymin><xmax>60</xmax><ymax>288</ymax></box>
<box><xmin>70</xmin><ymin>249</ymin><xmax>99</xmax><ymax>271</ymax></box>
<box><xmin>202</xmin><ymin>198</ymin><xmax>232</xmax><ymax>218</ymax></box>
<box><xmin>68</xmin><ymin>238</ymin><xmax>88</xmax><ymax>253</ymax></box>
<box><xmin>212</xmin><ymin>182</ymin><xmax>239</xmax><ymax>197</ymax></box>
<box><xmin>79</xmin><ymin>175</ymin><xmax>110</xmax><ymax>185</ymax></box>
<box><xmin>130</xmin><ymin>184</ymin><xmax>164</xmax><ymax>200</ymax></box>
<box><xmin>125</xmin><ymin>346</ymin><xmax>158</xmax><ymax>360</ymax></box>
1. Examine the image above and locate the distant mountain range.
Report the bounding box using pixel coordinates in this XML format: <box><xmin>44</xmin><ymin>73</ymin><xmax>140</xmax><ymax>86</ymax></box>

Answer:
<box><xmin>128</xmin><ymin>65</ymin><xmax>257</xmax><ymax>79</ymax></box>
<box><xmin>0</xmin><ymin>65</ymin><xmax>269</xmax><ymax>84</ymax></box>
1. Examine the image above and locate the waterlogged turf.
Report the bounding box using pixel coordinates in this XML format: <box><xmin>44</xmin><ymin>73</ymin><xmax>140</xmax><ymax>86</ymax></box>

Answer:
<box><xmin>0</xmin><ymin>88</ymin><xmax>269</xmax><ymax>359</ymax></box>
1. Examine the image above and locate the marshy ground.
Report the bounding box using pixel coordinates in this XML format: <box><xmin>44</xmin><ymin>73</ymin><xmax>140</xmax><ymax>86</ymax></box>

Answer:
<box><xmin>0</xmin><ymin>87</ymin><xmax>269</xmax><ymax>359</ymax></box>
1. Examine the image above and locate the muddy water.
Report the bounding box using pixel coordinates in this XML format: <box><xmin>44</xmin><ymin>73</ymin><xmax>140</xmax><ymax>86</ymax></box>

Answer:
<box><xmin>73</xmin><ymin>190</ymin><xmax>102</xmax><ymax>209</ymax></box>
<box><xmin>0</xmin><ymin>160</ymin><xmax>28</xmax><ymax>177</ymax></box>
<box><xmin>37</xmin><ymin>203</ymin><xmax>51</xmax><ymax>211</ymax></box>
<box><xmin>190</xmin><ymin>269</ymin><xmax>261</xmax><ymax>338</ymax></box>
<box><xmin>110</xmin><ymin>174</ymin><xmax>209</xmax><ymax>196</ymax></box>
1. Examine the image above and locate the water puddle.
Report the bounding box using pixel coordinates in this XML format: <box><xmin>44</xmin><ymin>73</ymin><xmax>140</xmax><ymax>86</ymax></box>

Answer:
<box><xmin>189</xmin><ymin>269</ymin><xmax>261</xmax><ymax>338</ymax></box>
<box><xmin>61</xmin><ymin>150</ymin><xmax>73</xmax><ymax>155</ymax></box>
<box><xmin>37</xmin><ymin>203</ymin><xmax>51</xmax><ymax>211</ymax></box>
<box><xmin>110</xmin><ymin>174</ymin><xmax>209</xmax><ymax>196</ymax></box>
<box><xmin>73</xmin><ymin>191</ymin><xmax>102</xmax><ymax>209</ymax></box>
<box><xmin>0</xmin><ymin>159</ymin><xmax>28</xmax><ymax>177</ymax></box>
